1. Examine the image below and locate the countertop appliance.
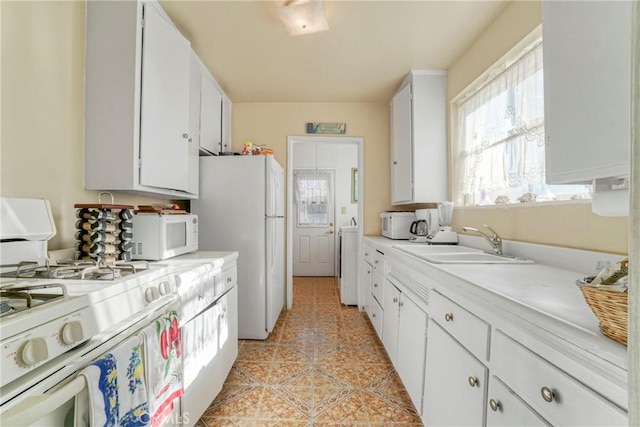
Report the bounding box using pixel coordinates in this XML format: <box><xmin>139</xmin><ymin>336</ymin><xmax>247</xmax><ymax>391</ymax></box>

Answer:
<box><xmin>338</xmin><ymin>226</ymin><xmax>358</xmax><ymax>305</ymax></box>
<box><xmin>426</xmin><ymin>201</ymin><xmax>458</xmax><ymax>245</ymax></box>
<box><xmin>192</xmin><ymin>155</ymin><xmax>285</xmax><ymax>340</ymax></box>
<box><xmin>409</xmin><ymin>208</ymin><xmax>439</xmax><ymax>243</ymax></box>
<box><xmin>131</xmin><ymin>212</ymin><xmax>198</xmax><ymax>260</ymax></box>
<box><xmin>0</xmin><ymin>197</ymin><xmax>229</xmax><ymax>425</ymax></box>
<box><xmin>381</xmin><ymin>212</ymin><xmax>416</xmax><ymax>240</ymax></box>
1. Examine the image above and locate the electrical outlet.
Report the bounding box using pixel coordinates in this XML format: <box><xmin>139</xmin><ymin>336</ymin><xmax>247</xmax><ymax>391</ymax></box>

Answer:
<box><xmin>341</xmin><ymin>206</ymin><xmax>347</xmax><ymax>214</ymax></box>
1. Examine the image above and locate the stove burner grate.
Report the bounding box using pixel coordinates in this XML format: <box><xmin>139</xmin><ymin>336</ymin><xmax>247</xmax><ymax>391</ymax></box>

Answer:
<box><xmin>0</xmin><ymin>283</ymin><xmax>67</xmax><ymax>318</ymax></box>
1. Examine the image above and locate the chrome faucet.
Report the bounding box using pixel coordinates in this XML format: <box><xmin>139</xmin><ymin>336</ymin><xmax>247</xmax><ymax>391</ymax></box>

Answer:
<box><xmin>461</xmin><ymin>224</ymin><xmax>503</xmax><ymax>255</ymax></box>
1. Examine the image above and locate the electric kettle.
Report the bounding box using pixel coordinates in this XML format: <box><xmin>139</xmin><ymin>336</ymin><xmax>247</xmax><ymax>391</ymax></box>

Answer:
<box><xmin>409</xmin><ymin>220</ymin><xmax>429</xmax><ymax>242</ymax></box>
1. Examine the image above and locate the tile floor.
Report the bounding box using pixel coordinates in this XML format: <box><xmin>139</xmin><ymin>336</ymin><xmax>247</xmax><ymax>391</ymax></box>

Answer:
<box><xmin>196</xmin><ymin>276</ymin><xmax>423</xmax><ymax>426</ymax></box>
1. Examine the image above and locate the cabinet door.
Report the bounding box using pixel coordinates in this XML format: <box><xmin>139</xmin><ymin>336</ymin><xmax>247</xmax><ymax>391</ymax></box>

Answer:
<box><xmin>543</xmin><ymin>1</ymin><xmax>631</xmax><ymax>183</ymax></box>
<box><xmin>391</xmin><ymin>83</ymin><xmax>413</xmax><ymax>204</ymax></box>
<box><xmin>200</xmin><ymin>71</ymin><xmax>223</xmax><ymax>154</ymax></box>
<box><xmin>221</xmin><ymin>94</ymin><xmax>232</xmax><ymax>153</ymax></box>
<box><xmin>139</xmin><ymin>2</ymin><xmax>191</xmax><ymax>192</ymax></box>
<box><xmin>361</xmin><ymin>261</ymin><xmax>373</xmax><ymax>314</ymax></box>
<box><xmin>423</xmin><ymin>321</ymin><xmax>487</xmax><ymax>426</ymax></box>
<box><xmin>486</xmin><ymin>376</ymin><xmax>549</xmax><ymax>427</ymax></box>
<box><xmin>187</xmin><ymin>50</ymin><xmax>201</xmax><ymax>196</ymax></box>
<box><xmin>396</xmin><ymin>293</ymin><xmax>427</xmax><ymax>415</ymax></box>
<box><xmin>381</xmin><ymin>281</ymin><xmax>400</xmax><ymax>364</ymax></box>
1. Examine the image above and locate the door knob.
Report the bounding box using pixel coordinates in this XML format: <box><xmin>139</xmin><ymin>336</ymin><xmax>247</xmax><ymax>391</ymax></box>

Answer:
<box><xmin>327</xmin><ymin>229</ymin><xmax>334</xmax><ymax>234</ymax></box>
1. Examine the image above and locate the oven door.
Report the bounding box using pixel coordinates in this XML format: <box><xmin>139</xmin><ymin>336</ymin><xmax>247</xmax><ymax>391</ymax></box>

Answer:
<box><xmin>0</xmin><ymin>296</ymin><xmax>180</xmax><ymax>426</ymax></box>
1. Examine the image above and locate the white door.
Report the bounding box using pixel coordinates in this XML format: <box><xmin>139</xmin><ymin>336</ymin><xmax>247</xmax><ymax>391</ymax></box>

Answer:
<box><xmin>292</xmin><ymin>169</ymin><xmax>335</xmax><ymax>276</ymax></box>
<box><xmin>391</xmin><ymin>82</ymin><xmax>413</xmax><ymax>204</ymax></box>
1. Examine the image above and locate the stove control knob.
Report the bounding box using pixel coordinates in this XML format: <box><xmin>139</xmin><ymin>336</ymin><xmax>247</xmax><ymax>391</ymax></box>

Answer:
<box><xmin>145</xmin><ymin>287</ymin><xmax>159</xmax><ymax>302</ymax></box>
<box><xmin>158</xmin><ymin>281</ymin><xmax>171</xmax><ymax>296</ymax></box>
<box><xmin>60</xmin><ymin>321</ymin><xmax>84</xmax><ymax>345</ymax></box>
<box><xmin>19</xmin><ymin>337</ymin><xmax>49</xmax><ymax>366</ymax></box>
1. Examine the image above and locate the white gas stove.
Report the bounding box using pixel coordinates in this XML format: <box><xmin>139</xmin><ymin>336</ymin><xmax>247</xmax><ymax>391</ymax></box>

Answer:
<box><xmin>0</xmin><ymin>198</ymin><xmax>214</xmax><ymax>415</ymax></box>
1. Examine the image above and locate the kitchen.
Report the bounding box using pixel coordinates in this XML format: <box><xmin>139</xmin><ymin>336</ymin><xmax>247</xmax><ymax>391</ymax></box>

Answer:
<box><xmin>1</xmin><ymin>0</ymin><xmax>638</xmax><ymax>426</ymax></box>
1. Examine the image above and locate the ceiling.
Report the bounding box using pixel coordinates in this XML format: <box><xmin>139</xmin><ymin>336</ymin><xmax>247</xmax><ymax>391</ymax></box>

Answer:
<box><xmin>160</xmin><ymin>0</ymin><xmax>510</xmax><ymax>103</ymax></box>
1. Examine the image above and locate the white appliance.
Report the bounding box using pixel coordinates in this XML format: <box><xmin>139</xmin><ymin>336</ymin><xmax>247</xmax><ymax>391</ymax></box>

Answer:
<box><xmin>380</xmin><ymin>212</ymin><xmax>417</xmax><ymax>240</ymax></box>
<box><xmin>409</xmin><ymin>208</ymin><xmax>439</xmax><ymax>243</ymax></box>
<box><xmin>131</xmin><ymin>212</ymin><xmax>199</xmax><ymax>260</ymax></box>
<box><xmin>0</xmin><ymin>197</ymin><xmax>224</xmax><ymax>425</ymax></box>
<box><xmin>193</xmin><ymin>155</ymin><xmax>285</xmax><ymax>340</ymax></box>
<box><xmin>338</xmin><ymin>225</ymin><xmax>358</xmax><ymax>305</ymax></box>
<box><xmin>426</xmin><ymin>201</ymin><xmax>458</xmax><ymax>245</ymax></box>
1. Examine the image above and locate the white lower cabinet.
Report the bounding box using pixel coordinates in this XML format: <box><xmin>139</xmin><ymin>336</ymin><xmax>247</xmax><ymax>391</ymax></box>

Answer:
<box><xmin>486</xmin><ymin>376</ymin><xmax>549</xmax><ymax>426</ymax></box>
<box><xmin>423</xmin><ymin>321</ymin><xmax>488</xmax><ymax>426</ymax></box>
<box><xmin>491</xmin><ymin>330</ymin><xmax>627</xmax><ymax>426</ymax></box>
<box><xmin>382</xmin><ymin>280</ymin><xmax>400</xmax><ymax>362</ymax></box>
<box><xmin>395</xmin><ymin>291</ymin><xmax>427</xmax><ymax>414</ymax></box>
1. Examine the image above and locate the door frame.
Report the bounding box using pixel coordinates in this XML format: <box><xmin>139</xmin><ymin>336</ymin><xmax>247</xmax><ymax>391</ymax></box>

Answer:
<box><xmin>286</xmin><ymin>136</ymin><xmax>364</xmax><ymax>309</ymax></box>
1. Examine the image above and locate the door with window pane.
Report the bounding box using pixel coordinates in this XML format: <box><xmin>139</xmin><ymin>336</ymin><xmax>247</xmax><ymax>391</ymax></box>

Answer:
<box><xmin>292</xmin><ymin>170</ymin><xmax>335</xmax><ymax>276</ymax></box>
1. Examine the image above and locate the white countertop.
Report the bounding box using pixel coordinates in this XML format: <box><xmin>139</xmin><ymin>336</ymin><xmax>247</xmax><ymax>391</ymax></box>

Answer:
<box><xmin>364</xmin><ymin>235</ymin><xmax>629</xmax><ymax>408</ymax></box>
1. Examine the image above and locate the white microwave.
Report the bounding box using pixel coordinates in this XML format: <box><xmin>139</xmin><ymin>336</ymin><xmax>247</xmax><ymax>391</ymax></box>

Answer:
<box><xmin>131</xmin><ymin>213</ymin><xmax>198</xmax><ymax>260</ymax></box>
<box><xmin>380</xmin><ymin>212</ymin><xmax>416</xmax><ymax>240</ymax></box>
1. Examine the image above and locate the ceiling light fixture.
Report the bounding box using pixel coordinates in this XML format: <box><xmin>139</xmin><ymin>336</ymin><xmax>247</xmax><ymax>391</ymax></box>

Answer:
<box><xmin>276</xmin><ymin>0</ymin><xmax>329</xmax><ymax>36</ymax></box>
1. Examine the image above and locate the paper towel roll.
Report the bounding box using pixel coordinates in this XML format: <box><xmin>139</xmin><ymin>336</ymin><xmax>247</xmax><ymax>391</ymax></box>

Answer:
<box><xmin>592</xmin><ymin>188</ymin><xmax>630</xmax><ymax>216</ymax></box>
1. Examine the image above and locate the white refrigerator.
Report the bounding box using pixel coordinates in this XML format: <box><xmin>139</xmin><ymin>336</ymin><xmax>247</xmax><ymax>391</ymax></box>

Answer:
<box><xmin>193</xmin><ymin>155</ymin><xmax>285</xmax><ymax>340</ymax></box>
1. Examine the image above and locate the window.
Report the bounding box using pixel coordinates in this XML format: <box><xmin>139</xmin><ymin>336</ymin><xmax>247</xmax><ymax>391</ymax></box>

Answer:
<box><xmin>294</xmin><ymin>170</ymin><xmax>333</xmax><ymax>226</ymax></box>
<box><xmin>453</xmin><ymin>41</ymin><xmax>591</xmax><ymax>206</ymax></box>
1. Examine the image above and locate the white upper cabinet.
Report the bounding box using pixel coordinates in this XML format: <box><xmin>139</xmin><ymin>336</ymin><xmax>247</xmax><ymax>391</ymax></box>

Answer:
<box><xmin>199</xmin><ymin>69</ymin><xmax>223</xmax><ymax>155</ymax></box>
<box><xmin>390</xmin><ymin>70</ymin><xmax>447</xmax><ymax>205</ymax></box>
<box><xmin>85</xmin><ymin>0</ymin><xmax>228</xmax><ymax>199</ymax></box>
<box><xmin>543</xmin><ymin>1</ymin><xmax>632</xmax><ymax>184</ymax></box>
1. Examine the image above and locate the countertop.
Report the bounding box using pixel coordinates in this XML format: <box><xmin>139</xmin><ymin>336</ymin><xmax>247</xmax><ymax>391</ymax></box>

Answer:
<box><xmin>363</xmin><ymin>235</ymin><xmax>629</xmax><ymax>408</ymax></box>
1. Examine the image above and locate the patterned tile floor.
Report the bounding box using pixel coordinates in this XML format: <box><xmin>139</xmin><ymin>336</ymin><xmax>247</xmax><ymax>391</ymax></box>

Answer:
<box><xmin>196</xmin><ymin>276</ymin><xmax>423</xmax><ymax>427</ymax></box>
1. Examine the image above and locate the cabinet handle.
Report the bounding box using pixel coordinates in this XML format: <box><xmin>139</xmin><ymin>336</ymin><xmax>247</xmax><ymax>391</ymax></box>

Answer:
<box><xmin>188</xmin><ymin>137</ymin><xmax>193</xmax><ymax>143</ymax></box>
<box><xmin>540</xmin><ymin>386</ymin><xmax>555</xmax><ymax>403</ymax></box>
<box><xmin>468</xmin><ymin>376</ymin><xmax>478</xmax><ymax>387</ymax></box>
<box><xmin>393</xmin><ymin>161</ymin><xmax>398</xmax><ymax>165</ymax></box>
<box><xmin>393</xmin><ymin>297</ymin><xmax>398</xmax><ymax>303</ymax></box>
<box><xmin>489</xmin><ymin>399</ymin><xmax>501</xmax><ymax>411</ymax></box>
<box><xmin>375</xmin><ymin>260</ymin><xmax>379</xmax><ymax>264</ymax></box>
<box><xmin>399</xmin><ymin>301</ymin><xmax>404</xmax><ymax>307</ymax></box>
<box><xmin>372</xmin><ymin>313</ymin><xmax>376</xmax><ymax>318</ymax></box>
<box><xmin>227</xmin><ymin>277</ymin><xmax>232</xmax><ymax>283</ymax></box>
<box><xmin>374</xmin><ymin>283</ymin><xmax>378</xmax><ymax>288</ymax></box>
<box><xmin>444</xmin><ymin>312</ymin><xmax>454</xmax><ymax>322</ymax></box>
<box><xmin>182</xmin><ymin>133</ymin><xmax>189</xmax><ymax>139</ymax></box>
<box><xmin>365</xmin><ymin>252</ymin><xmax>369</xmax><ymax>256</ymax></box>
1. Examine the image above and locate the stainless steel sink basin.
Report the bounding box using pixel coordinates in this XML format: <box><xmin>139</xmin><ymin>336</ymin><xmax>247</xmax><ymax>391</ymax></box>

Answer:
<box><xmin>418</xmin><ymin>252</ymin><xmax>534</xmax><ymax>264</ymax></box>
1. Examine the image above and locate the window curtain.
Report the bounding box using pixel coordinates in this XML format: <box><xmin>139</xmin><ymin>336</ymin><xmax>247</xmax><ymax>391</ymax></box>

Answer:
<box><xmin>455</xmin><ymin>42</ymin><xmax>548</xmax><ymax>205</ymax></box>
<box><xmin>294</xmin><ymin>170</ymin><xmax>333</xmax><ymax>204</ymax></box>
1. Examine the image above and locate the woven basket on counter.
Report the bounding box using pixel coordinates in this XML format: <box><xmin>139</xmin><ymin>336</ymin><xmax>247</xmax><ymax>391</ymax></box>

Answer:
<box><xmin>579</xmin><ymin>286</ymin><xmax>628</xmax><ymax>346</ymax></box>
<box><xmin>578</xmin><ymin>258</ymin><xmax>629</xmax><ymax>346</ymax></box>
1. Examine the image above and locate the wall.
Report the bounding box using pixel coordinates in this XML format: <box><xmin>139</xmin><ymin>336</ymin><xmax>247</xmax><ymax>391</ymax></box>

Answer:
<box><xmin>232</xmin><ymin>103</ymin><xmax>389</xmax><ymax>236</ymax></box>
<box><xmin>1</xmin><ymin>1</ymin><xmax>170</xmax><ymax>250</ymax></box>
<box><xmin>446</xmin><ymin>0</ymin><xmax>628</xmax><ymax>254</ymax></box>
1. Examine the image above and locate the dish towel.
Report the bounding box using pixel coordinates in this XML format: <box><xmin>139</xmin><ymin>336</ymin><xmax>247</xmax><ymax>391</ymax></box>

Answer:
<box><xmin>141</xmin><ymin>310</ymin><xmax>184</xmax><ymax>427</ymax></box>
<box><xmin>75</xmin><ymin>335</ymin><xmax>150</xmax><ymax>427</ymax></box>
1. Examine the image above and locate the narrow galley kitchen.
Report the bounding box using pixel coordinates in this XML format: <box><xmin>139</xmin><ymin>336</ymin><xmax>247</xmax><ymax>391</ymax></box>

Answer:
<box><xmin>196</xmin><ymin>277</ymin><xmax>422</xmax><ymax>426</ymax></box>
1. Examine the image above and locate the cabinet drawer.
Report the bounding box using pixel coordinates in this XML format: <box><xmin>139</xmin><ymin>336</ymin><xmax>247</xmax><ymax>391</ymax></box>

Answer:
<box><xmin>368</xmin><ymin>294</ymin><xmax>383</xmax><ymax>338</ymax></box>
<box><xmin>487</xmin><ymin>376</ymin><xmax>549</xmax><ymax>426</ymax></box>
<box><xmin>492</xmin><ymin>330</ymin><xmax>627</xmax><ymax>426</ymax></box>
<box><xmin>215</xmin><ymin>266</ymin><xmax>236</xmax><ymax>296</ymax></box>
<box><xmin>372</xmin><ymin>249</ymin><xmax>385</xmax><ymax>272</ymax></box>
<box><xmin>429</xmin><ymin>291</ymin><xmax>489</xmax><ymax>360</ymax></box>
<box><xmin>363</xmin><ymin>243</ymin><xmax>374</xmax><ymax>265</ymax></box>
<box><xmin>371</xmin><ymin>269</ymin><xmax>384</xmax><ymax>306</ymax></box>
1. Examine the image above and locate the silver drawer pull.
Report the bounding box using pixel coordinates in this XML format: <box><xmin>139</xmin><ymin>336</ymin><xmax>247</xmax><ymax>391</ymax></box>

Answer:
<box><xmin>541</xmin><ymin>386</ymin><xmax>555</xmax><ymax>403</ymax></box>
<box><xmin>444</xmin><ymin>312</ymin><xmax>454</xmax><ymax>322</ymax></box>
<box><xmin>226</xmin><ymin>277</ymin><xmax>232</xmax><ymax>283</ymax></box>
<box><xmin>198</xmin><ymin>293</ymin><xmax>205</xmax><ymax>300</ymax></box>
<box><xmin>393</xmin><ymin>297</ymin><xmax>398</xmax><ymax>303</ymax></box>
<box><xmin>374</xmin><ymin>283</ymin><xmax>378</xmax><ymax>288</ymax></box>
<box><xmin>468</xmin><ymin>376</ymin><xmax>478</xmax><ymax>387</ymax></box>
<box><xmin>489</xmin><ymin>399</ymin><xmax>500</xmax><ymax>411</ymax></box>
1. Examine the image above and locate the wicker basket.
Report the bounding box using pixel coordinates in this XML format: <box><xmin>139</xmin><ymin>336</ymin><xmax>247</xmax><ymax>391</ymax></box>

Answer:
<box><xmin>579</xmin><ymin>285</ymin><xmax>628</xmax><ymax>346</ymax></box>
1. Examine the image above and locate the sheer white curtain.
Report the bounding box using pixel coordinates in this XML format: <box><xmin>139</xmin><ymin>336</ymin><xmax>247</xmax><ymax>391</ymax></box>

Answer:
<box><xmin>454</xmin><ymin>42</ymin><xmax>590</xmax><ymax>206</ymax></box>
<box><xmin>294</xmin><ymin>170</ymin><xmax>333</xmax><ymax>204</ymax></box>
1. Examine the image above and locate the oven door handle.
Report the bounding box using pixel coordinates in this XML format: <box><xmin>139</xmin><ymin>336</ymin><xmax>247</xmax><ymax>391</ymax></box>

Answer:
<box><xmin>1</xmin><ymin>376</ymin><xmax>86</xmax><ymax>425</ymax></box>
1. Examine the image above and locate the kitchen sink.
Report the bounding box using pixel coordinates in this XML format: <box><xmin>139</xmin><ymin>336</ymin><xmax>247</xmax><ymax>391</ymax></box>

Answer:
<box><xmin>417</xmin><ymin>252</ymin><xmax>534</xmax><ymax>264</ymax></box>
<box><xmin>392</xmin><ymin>244</ymin><xmax>482</xmax><ymax>255</ymax></box>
